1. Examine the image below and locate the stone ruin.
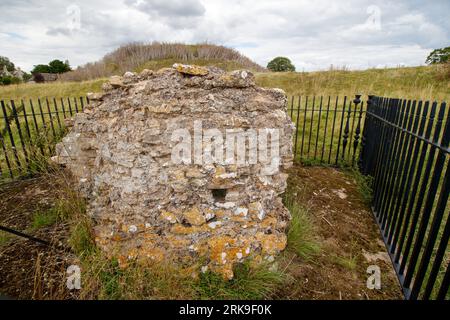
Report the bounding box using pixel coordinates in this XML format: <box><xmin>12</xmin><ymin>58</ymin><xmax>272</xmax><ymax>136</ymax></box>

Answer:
<box><xmin>53</xmin><ymin>64</ymin><xmax>295</xmax><ymax>279</ymax></box>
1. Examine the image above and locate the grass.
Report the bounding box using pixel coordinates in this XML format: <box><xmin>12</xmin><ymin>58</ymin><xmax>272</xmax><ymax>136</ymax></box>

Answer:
<box><xmin>0</xmin><ymin>65</ymin><xmax>448</xmax><ymax>102</ymax></box>
<box><xmin>257</xmin><ymin>65</ymin><xmax>450</xmax><ymax>101</ymax></box>
<box><xmin>331</xmin><ymin>254</ymin><xmax>358</xmax><ymax>271</ymax></box>
<box><xmin>0</xmin><ymin>79</ymin><xmax>105</xmax><ymax>101</ymax></box>
<box><xmin>0</xmin><ymin>230</ymin><xmax>12</xmax><ymax>246</ymax></box>
<box><xmin>284</xmin><ymin>195</ymin><xmax>321</xmax><ymax>260</ymax></box>
<box><xmin>346</xmin><ymin>168</ymin><xmax>374</xmax><ymax>206</ymax></box>
<box><xmin>196</xmin><ymin>262</ymin><xmax>285</xmax><ymax>300</ymax></box>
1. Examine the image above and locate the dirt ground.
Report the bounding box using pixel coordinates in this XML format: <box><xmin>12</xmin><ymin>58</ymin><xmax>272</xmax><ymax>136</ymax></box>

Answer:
<box><xmin>0</xmin><ymin>177</ymin><xmax>77</xmax><ymax>300</ymax></box>
<box><xmin>0</xmin><ymin>165</ymin><xmax>403</xmax><ymax>300</ymax></box>
<box><xmin>275</xmin><ymin>165</ymin><xmax>403</xmax><ymax>300</ymax></box>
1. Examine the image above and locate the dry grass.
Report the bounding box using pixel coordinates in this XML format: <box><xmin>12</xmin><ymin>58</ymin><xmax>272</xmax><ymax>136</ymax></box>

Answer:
<box><xmin>59</xmin><ymin>42</ymin><xmax>265</xmax><ymax>81</ymax></box>
<box><xmin>256</xmin><ymin>65</ymin><xmax>450</xmax><ymax>101</ymax></box>
<box><xmin>1</xmin><ymin>65</ymin><xmax>448</xmax><ymax>103</ymax></box>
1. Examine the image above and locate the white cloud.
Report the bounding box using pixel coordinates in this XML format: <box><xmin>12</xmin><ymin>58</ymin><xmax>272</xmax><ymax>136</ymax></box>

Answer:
<box><xmin>0</xmin><ymin>0</ymin><xmax>448</xmax><ymax>72</ymax></box>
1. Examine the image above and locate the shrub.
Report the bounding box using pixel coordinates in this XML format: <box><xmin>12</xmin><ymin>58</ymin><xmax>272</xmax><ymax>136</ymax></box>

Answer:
<box><xmin>426</xmin><ymin>47</ymin><xmax>450</xmax><ymax>65</ymax></box>
<box><xmin>0</xmin><ymin>76</ymin><xmax>21</xmax><ymax>85</ymax></box>
<box><xmin>267</xmin><ymin>57</ymin><xmax>296</xmax><ymax>72</ymax></box>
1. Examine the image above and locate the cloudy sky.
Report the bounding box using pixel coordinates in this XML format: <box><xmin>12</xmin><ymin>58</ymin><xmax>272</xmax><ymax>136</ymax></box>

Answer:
<box><xmin>0</xmin><ymin>0</ymin><xmax>448</xmax><ymax>72</ymax></box>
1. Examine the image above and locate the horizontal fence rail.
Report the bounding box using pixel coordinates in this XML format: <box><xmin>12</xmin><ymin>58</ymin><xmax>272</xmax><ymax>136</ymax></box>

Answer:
<box><xmin>360</xmin><ymin>96</ymin><xmax>449</xmax><ymax>300</ymax></box>
<box><xmin>0</xmin><ymin>97</ymin><xmax>88</xmax><ymax>181</ymax></box>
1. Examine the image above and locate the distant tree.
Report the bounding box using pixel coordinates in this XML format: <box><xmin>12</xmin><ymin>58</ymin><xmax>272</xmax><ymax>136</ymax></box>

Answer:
<box><xmin>48</xmin><ymin>59</ymin><xmax>71</xmax><ymax>73</ymax></box>
<box><xmin>0</xmin><ymin>56</ymin><xmax>15</xmax><ymax>72</ymax></box>
<box><xmin>32</xmin><ymin>64</ymin><xmax>52</xmax><ymax>74</ymax></box>
<box><xmin>22</xmin><ymin>72</ymin><xmax>32</xmax><ymax>82</ymax></box>
<box><xmin>426</xmin><ymin>47</ymin><xmax>450</xmax><ymax>65</ymax></box>
<box><xmin>32</xmin><ymin>59</ymin><xmax>72</xmax><ymax>74</ymax></box>
<box><xmin>267</xmin><ymin>57</ymin><xmax>296</xmax><ymax>72</ymax></box>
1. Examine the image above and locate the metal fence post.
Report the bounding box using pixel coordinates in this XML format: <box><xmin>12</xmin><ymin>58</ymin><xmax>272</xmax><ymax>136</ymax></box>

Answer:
<box><xmin>359</xmin><ymin>95</ymin><xmax>372</xmax><ymax>174</ymax></box>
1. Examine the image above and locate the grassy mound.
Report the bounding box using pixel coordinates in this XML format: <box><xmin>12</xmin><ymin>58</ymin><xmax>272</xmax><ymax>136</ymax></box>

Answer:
<box><xmin>58</xmin><ymin>42</ymin><xmax>266</xmax><ymax>81</ymax></box>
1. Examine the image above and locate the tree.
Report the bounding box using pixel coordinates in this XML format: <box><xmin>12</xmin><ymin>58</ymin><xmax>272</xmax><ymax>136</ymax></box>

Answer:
<box><xmin>32</xmin><ymin>59</ymin><xmax>72</xmax><ymax>74</ymax></box>
<box><xmin>32</xmin><ymin>64</ymin><xmax>52</xmax><ymax>74</ymax></box>
<box><xmin>0</xmin><ymin>56</ymin><xmax>15</xmax><ymax>72</ymax></box>
<box><xmin>426</xmin><ymin>47</ymin><xmax>450</xmax><ymax>65</ymax></box>
<box><xmin>267</xmin><ymin>57</ymin><xmax>296</xmax><ymax>72</ymax></box>
<box><xmin>49</xmin><ymin>59</ymin><xmax>71</xmax><ymax>73</ymax></box>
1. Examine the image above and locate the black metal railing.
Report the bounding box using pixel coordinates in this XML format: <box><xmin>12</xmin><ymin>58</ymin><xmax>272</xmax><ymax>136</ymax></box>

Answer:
<box><xmin>0</xmin><ymin>97</ymin><xmax>88</xmax><ymax>181</ymax></box>
<box><xmin>286</xmin><ymin>94</ymin><xmax>365</xmax><ymax>166</ymax></box>
<box><xmin>360</xmin><ymin>96</ymin><xmax>449</xmax><ymax>300</ymax></box>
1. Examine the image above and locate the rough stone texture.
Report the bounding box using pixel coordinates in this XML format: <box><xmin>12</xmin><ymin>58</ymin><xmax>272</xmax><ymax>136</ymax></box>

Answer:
<box><xmin>53</xmin><ymin>64</ymin><xmax>295</xmax><ymax>279</ymax></box>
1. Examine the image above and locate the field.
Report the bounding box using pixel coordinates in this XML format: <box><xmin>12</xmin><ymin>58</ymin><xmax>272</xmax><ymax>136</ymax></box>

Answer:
<box><xmin>0</xmin><ymin>64</ymin><xmax>449</xmax><ymax>102</ymax></box>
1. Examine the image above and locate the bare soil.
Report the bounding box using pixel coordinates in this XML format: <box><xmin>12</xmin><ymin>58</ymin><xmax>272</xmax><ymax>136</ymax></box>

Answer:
<box><xmin>0</xmin><ymin>165</ymin><xmax>403</xmax><ymax>300</ymax></box>
<box><xmin>274</xmin><ymin>165</ymin><xmax>403</xmax><ymax>300</ymax></box>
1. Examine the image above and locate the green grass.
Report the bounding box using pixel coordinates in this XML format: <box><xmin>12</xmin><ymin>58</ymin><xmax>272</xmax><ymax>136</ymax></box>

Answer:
<box><xmin>346</xmin><ymin>168</ymin><xmax>374</xmax><ymax>205</ymax></box>
<box><xmin>0</xmin><ymin>230</ymin><xmax>12</xmax><ymax>246</ymax></box>
<box><xmin>331</xmin><ymin>254</ymin><xmax>358</xmax><ymax>271</ymax></box>
<box><xmin>30</xmin><ymin>199</ymin><xmax>75</xmax><ymax>230</ymax></box>
<box><xmin>284</xmin><ymin>196</ymin><xmax>321</xmax><ymax>260</ymax></box>
<box><xmin>195</xmin><ymin>262</ymin><xmax>285</xmax><ymax>300</ymax></box>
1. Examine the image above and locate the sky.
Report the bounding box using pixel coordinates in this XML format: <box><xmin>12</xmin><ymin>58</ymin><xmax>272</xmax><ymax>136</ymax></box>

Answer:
<box><xmin>0</xmin><ymin>0</ymin><xmax>448</xmax><ymax>72</ymax></box>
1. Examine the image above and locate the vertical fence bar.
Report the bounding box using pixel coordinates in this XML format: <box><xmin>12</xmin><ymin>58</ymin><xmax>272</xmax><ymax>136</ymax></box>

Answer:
<box><xmin>80</xmin><ymin>97</ymin><xmax>85</xmax><ymax>112</ymax></box>
<box><xmin>294</xmin><ymin>96</ymin><xmax>301</xmax><ymax>158</ymax></box>
<box><xmin>1</xmin><ymin>100</ymin><xmax>21</xmax><ymax>171</ymax></box>
<box><xmin>328</xmin><ymin>97</ymin><xmax>339</xmax><ymax>165</ymax></box>
<box><xmin>45</xmin><ymin>98</ymin><xmax>56</xmax><ymax>138</ymax></box>
<box><xmin>321</xmin><ymin>96</ymin><xmax>331</xmax><ymax>162</ymax></box>
<box><xmin>300</xmin><ymin>96</ymin><xmax>308</xmax><ymax>158</ymax></box>
<box><xmin>307</xmin><ymin>96</ymin><xmax>316</xmax><ymax>156</ymax></box>
<box><xmin>67</xmin><ymin>97</ymin><xmax>73</xmax><ymax>116</ymax></box>
<box><xmin>74</xmin><ymin>97</ymin><xmax>79</xmax><ymax>113</ymax></box>
<box><xmin>60</xmin><ymin>98</ymin><xmax>67</xmax><ymax>119</ymax></box>
<box><xmin>349</xmin><ymin>94</ymin><xmax>363</xmax><ymax>167</ymax></box>
<box><xmin>21</xmin><ymin>99</ymin><xmax>32</xmax><ymax>141</ymax></box>
<box><xmin>348</xmin><ymin>96</ymin><xmax>360</xmax><ymax>160</ymax></box>
<box><xmin>335</xmin><ymin>96</ymin><xmax>347</xmax><ymax>166</ymax></box>
<box><xmin>53</xmin><ymin>98</ymin><xmax>62</xmax><ymax>131</ymax></box>
<box><xmin>314</xmin><ymin>96</ymin><xmax>323</xmax><ymax>160</ymax></box>
<box><xmin>352</xmin><ymin>100</ymin><xmax>364</xmax><ymax>167</ymax></box>
<box><xmin>0</xmin><ymin>130</ymin><xmax>13</xmax><ymax>179</ymax></box>
<box><xmin>10</xmin><ymin>100</ymin><xmax>29</xmax><ymax>168</ymax></box>
<box><xmin>341</xmin><ymin>99</ymin><xmax>352</xmax><ymax>162</ymax></box>
<box><xmin>359</xmin><ymin>95</ymin><xmax>373</xmax><ymax>174</ymax></box>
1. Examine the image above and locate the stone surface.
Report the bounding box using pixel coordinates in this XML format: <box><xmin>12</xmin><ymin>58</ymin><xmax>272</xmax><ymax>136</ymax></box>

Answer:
<box><xmin>54</xmin><ymin>64</ymin><xmax>295</xmax><ymax>279</ymax></box>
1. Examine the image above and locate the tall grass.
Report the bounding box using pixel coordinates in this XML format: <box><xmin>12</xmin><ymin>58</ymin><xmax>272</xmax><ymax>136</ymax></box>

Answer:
<box><xmin>257</xmin><ymin>65</ymin><xmax>450</xmax><ymax>101</ymax></box>
<box><xmin>59</xmin><ymin>42</ymin><xmax>266</xmax><ymax>81</ymax></box>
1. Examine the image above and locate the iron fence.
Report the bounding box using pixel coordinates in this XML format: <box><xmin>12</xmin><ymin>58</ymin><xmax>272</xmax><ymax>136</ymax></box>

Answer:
<box><xmin>359</xmin><ymin>96</ymin><xmax>449</xmax><ymax>300</ymax></box>
<box><xmin>0</xmin><ymin>97</ymin><xmax>88</xmax><ymax>180</ymax></box>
